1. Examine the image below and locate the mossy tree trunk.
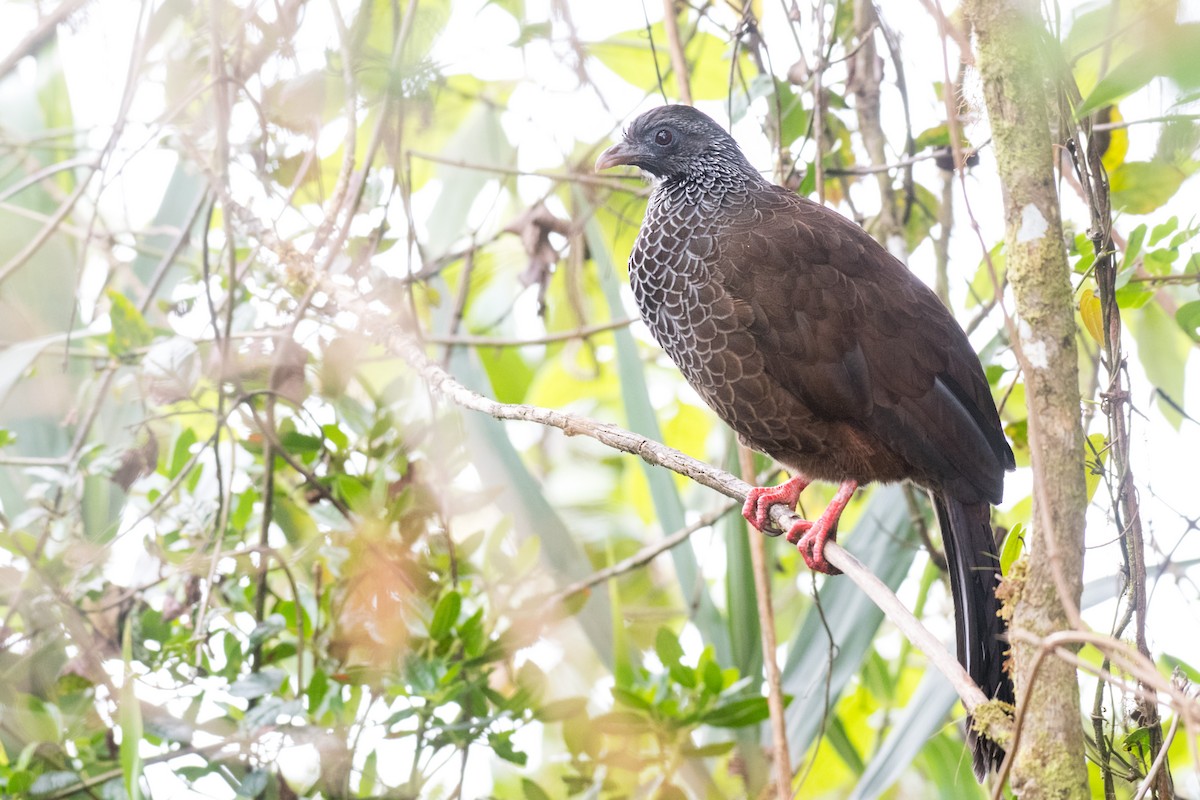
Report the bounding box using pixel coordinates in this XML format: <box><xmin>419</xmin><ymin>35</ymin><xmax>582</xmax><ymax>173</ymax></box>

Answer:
<box><xmin>964</xmin><ymin>0</ymin><xmax>1090</xmax><ymax>796</ymax></box>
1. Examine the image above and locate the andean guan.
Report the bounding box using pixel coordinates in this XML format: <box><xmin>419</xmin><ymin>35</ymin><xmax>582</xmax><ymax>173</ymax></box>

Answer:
<box><xmin>596</xmin><ymin>105</ymin><xmax>1015</xmax><ymax>778</ymax></box>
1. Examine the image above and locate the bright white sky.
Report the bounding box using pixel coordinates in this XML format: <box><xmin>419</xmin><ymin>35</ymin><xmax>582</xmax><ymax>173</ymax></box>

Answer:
<box><xmin>3</xmin><ymin>0</ymin><xmax>1200</xmax><ymax>795</ymax></box>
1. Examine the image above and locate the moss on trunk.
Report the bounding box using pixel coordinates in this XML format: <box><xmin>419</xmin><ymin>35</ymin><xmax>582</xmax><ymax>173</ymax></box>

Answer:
<box><xmin>964</xmin><ymin>0</ymin><xmax>1090</xmax><ymax>796</ymax></box>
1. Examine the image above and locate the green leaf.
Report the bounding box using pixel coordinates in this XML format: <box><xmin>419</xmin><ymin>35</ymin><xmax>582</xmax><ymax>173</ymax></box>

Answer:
<box><xmin>1149</xmin><ymin>216</ymin><xmax>1179</xmax><ymax>246</ymax></box>
<box><xmin>429</xmin><ymin>590</ymin><xmax>462</xmax><ymax>641</ymax></box>
<box><xmin>1176</xmin><ymin>300</ymin><xmax>1200</xmax><ymax>343</ymax></box>
<box><xmin>654</xmin><ymin>627</ymin><xmax>684</xmax><ymax>668</ymax></box>
<box><xmin>723</xmin><ymin>445</ymin><xmax>763</xmax><ymax>685</ymax></box>
<box><xmin>1110</xmin><ymin>161</ymin><xmax>1187</xmax><ymax>215</ymax></box>
<box><xmin>682</xmin><ymin>740</ymin><xmax>738</xmax><ymax>758</ymax></box>
<box><xmin>235</xmin><ymin>770</ymin><xmax>269</xmax><ymax>798</ymax></box>
<box><xmin>611</xmin><ymin>687</ymin><xmax>653</xmax><ymax>712</ymax></box>
<box><xmin>591</xmin><ymin>710</ymin><xmax>653</xmax><ymax>734</ymax></box>
<box><xmin>702</xmin><ymin>658</ymin><xmax>724</xmax><ymax>694</ymax></box>
<box><xmin>120</xmin><ymin>623</ymin><xmax>143</xmax><ymax>800</ymax></box>
<box><xmin>590</xmin><ymin>25</ymin><xmax>737</xmax><ymax>101</ymax></box>
<box><xmin>0</xmin><ymin>333</ymin><xmax>65</xmax><ymax>407</ymax></box>
<box><xmin>1161</xmin><ymin>653</ymin><xmax>1200</xmax><ymax>684</ymax></box>
<box><xmin>488</xmin><ymin>731</ymin><xmax>528</xmax><ymax>766</ymax></box>
<box><xmin>826</xmin><ymin>715</ymin><xmax>865</xmax><ymax>775</ymax></box>
<box><xmin>106</xmin><ymin>290</ymin><xmax>154</xmax><ymax>356</ymax></box>
<box><xmin>537</xmin><ymin>697</ymin><xmax>588</xmax><ymax>722</ymax></box>
<box><xmin>229</xmin><ymin>669</ymin><xmax>286</xmax><ymax>699</ymax></box>
<box><xmin>914</xmin><ymin>124</ymin><xmax>951</xmax><ymax>150</ymax></box>
<box><xmin>1001</xmin><ymin>522</ymin><xmax>1025</xmax><ymax>573</ymax></box>
<box><xmin>1078</xmin><ymin>24</ymin><xmax>1200</xmax><ymax>115</ymax></box>
<box><xmin>1077</xmin><ymin>55</ymin><xmax>1158</xmax><ymax>117</ymax></box>
<box><xmin>1083</xmin><ymin>434</ymin><xmax>1110</xmax><ymax>504</ymax></box>
<box><xmin>1131</xmin><ymin>301</ymin><xmax>1192</xmax><ymax>427</ymax></box>
<box><xmin>521</xmin><ymin>778</ymin><xmax>553</xmax><ymax>800</ymax></box>
<box><xmin>698</xmin><ymin>696</ymin><xmax>771</xmax><ymax>728</ymax></box>
<box><xmin>1122</xmin><ymin>223</ymin><xmax>1147</xmax><ymax>271</ymax></box>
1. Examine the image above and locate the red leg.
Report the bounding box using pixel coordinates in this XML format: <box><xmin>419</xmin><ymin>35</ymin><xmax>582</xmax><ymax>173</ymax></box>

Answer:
<box><xmin>742</xmin><ymin>475</ymin><xmax>810</xmax><ymax>532</ymax></box>
<box><xmin>789</xmin><ymin>480</ymin><xmax>858</xmax><ymax>575</ymax></box>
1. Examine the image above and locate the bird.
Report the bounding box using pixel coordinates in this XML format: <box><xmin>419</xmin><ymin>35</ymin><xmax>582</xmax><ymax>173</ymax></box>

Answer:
<box><xmin>596</xmin><ymin>104</ymin><xmax>1015</xmax><ymax>779</ymax></box>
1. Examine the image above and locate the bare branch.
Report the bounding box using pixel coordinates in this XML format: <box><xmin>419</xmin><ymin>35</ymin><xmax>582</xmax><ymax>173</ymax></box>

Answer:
<box><xmin>391</xmin><ymin>330</ymin><xmax>1010</xmax><ymax>740</ymax></box>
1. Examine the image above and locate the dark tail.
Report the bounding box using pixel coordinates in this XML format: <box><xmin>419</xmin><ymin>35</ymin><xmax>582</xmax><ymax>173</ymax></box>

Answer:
<box><xmin>932</xmin><ymin>493</ymin><xmax>1014</xmax><ymax>781</ymax></box>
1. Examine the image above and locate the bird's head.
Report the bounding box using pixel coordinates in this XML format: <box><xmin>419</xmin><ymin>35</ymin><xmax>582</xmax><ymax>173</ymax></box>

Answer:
<box><xmin>595</xmin><ymin>105</ymin><xmax>754</xmax><ymax>182</ymax></box>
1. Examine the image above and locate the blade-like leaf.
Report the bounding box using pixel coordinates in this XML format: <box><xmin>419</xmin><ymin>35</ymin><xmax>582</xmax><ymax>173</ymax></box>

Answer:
<box><xmin>448</xmin><ymin>346</ymin><xmax>615</xmax><ymax>666</ymax></box>
<box><xmin>584</xmin><ymin>213</ymin><xmax>732</xmax><ymax>665</ymax></box>
<box><xmin>781</xmin><ymin>485</ymin><xmax>916</xmax><ymax>763</ymax></box>
<box><xmin>847</xmin><ymin>674</ymin><xmax>961</xmax><ymax>800</ymax></box>
<box><xmin>120</xmin><ymin>623</ymin><xmax>143</xmax><ymax>800</ymax></box>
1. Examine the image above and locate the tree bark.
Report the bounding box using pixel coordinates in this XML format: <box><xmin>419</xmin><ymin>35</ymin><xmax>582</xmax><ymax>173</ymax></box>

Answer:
<box><xmin>964</xmin><ymin>1</ymin><xmax>1090</xmax><ymax>797</ymax></box>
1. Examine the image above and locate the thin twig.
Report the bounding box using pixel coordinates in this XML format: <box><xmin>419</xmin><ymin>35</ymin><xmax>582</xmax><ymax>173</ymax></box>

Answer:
<box><xmin>554</xmin><ymin>501</ymin><xmax>736</xmax><ymax>601</ymax></box>
<box><xmin>421</xmin><ymin>318</ymin><xmax>635</xmax><ymax>348</ymax></box>
<box><xmin>661</xmin><ymin>0</ymin><xmax>692</xmax><ymax>105</ymax></box>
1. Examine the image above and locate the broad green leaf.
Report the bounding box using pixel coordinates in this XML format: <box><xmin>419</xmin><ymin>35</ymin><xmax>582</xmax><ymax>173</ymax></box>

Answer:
<box><xmin>522</xmin><ymin>778</ymin><xmax>553</xmax><ymax>800</ymax></box>
<box><xmin>229</xmin><ymin>669</ymin><xmax>286</xmax><ymax>699</ymax></box>
<box><xmin>1110</xmin><ymin>161</ymin><xmax>1187</xmax><ymax>215</ymax></box>
<box><xmin>682</xmin><ymin>740</ymin><xmax>737</xmax><ymax>758</ymax></box>
<box><xmin>1078</xmin><ymin>23</ymin><xmax>1200</xmax><ymax>115</ymax></box>
<box><xmin>429</xmin><ymin>591</ymin><xmax>462</xmax><ymax>641</ymax></box>
<box><xmin>655</xmin><ymin>627</ymin><xmax>685</xmax><ymax>668</ymax></box>
<box><xmin>1077</xmin><ymin>55</ymin><xmax>1158</xmax><ymax>117</ymax></box>
<box><xmin>106</xmin><ymin>290</ymin><xmax>154</xmax><ymax>356</ymax></box>
<box><xmin>1176</xmin><ymin>300</ymin><xmax>1200</xmax><ymax>343</ymax></box>
<box><xmin>1130</xmin><ymin>301</ymin><xmax>1191</xmax><ymax>427</ymax></box>
<box><xmin>1149</xmin><ymin>216</ymin><xmax>1179</xmax><ymax>246</ymax></box>
<box><xmin>537</xmin><ymin>697</ymin><xmax>588</xmax><ymax>722</ymax></box>
<box><xmin>0</xmin><ymin>333</ymin><xmax>65</xmax><ymax>406</ymax></box>
<box><xmin>967</xmin><ymin>243</ymin><xmax>1006</xmax><ymax>308</ymax></box>
<box><xmin>1122</xmin><ymin>223</ymin><xmax>1147</xmax><ymax>271</ymax></box>
<box><xmin>590</xmin><ymin>25</ymin><xmax>737</xmax><ymax>101</ymax></box>
<box><xmin>235</xmin><ymin>770</ymin><xmax>269</xmax><ymax>798</ymax></box>
<box><xmin>488</xmin><ymin>730</ymin><xmax>528</xmax><ymax>766</ymax></box>
<box><xmin>1001</xmin><ymin>522</ymin><xmax>1025</xmax><ymax>573</ymax></box>
<box><xmin>698</xmin><ymin>695</ymin><xmax>771</xmax><ymax>728</ymax></box>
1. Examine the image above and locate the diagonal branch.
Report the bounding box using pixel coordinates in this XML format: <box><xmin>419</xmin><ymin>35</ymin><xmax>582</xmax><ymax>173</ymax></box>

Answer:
<box><xmin>391</xmin><ymin>330</ymin><xmax>1012</xmax><ymax>744</ymax></box>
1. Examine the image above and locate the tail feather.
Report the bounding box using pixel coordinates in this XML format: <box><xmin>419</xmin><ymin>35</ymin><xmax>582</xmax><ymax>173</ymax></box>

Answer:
<box><xmin>933</xmin><ymin>493</ymin><xmax>1014</xmax><ymax>780</ymax></box>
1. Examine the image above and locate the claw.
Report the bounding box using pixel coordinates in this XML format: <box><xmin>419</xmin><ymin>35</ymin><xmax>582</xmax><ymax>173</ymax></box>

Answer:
<box><xmin>741</xmin><ymin>475</ymin><xmax>810</xmax><ymax>533</ymax></box>
<box><xmin>793</xmin><ymin>516</ymin><xmax>841</xmax><ymax>575</ymax></box>
<box><xmin>790</xmin><ymin>480</ymin><xmax>858</xmax><ymax>576</ymax></box>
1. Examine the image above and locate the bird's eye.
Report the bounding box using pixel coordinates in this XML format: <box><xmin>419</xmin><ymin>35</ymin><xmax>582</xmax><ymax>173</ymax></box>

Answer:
<box><xmin>654</xmin><ymin>128</ymin><xmax>673</xmax><ymax>146</ymax></box>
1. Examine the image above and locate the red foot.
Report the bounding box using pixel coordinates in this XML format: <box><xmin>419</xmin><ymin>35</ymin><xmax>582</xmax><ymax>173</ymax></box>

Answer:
<box><xmin>742</xmin><ymin>475</ymin><xmax>810</xmax><ymax>533</ymax></box>
<box><xmin>788</xmin><ymin>480</ymin><xmax>858</xmax><ymax>575</ymax></box>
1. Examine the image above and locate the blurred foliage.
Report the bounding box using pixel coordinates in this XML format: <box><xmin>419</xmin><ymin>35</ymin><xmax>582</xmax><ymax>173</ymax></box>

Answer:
<box><xmin>0</xmin><ymin>0</ymin><xmax>1197</xmax><ymax>798</ymax></box>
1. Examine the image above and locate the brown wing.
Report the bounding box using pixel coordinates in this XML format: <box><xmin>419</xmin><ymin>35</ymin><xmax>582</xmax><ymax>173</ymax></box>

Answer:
<box><xmin>712</xmin><ymin>186</ymin><xmax>1013</xmax><ymax>504</ymax></box>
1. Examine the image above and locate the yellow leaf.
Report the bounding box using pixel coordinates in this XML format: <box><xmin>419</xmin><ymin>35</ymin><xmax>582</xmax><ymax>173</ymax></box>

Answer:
<box><xmin>1080</xmin><ymin>288</ymin><xmax>1105</xmax><ymax>344</ymax></box>
<box><xmin>1099</xmin><ymin>106</ymin><xmax>1129</xmax><ymax>173</ymax></box>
